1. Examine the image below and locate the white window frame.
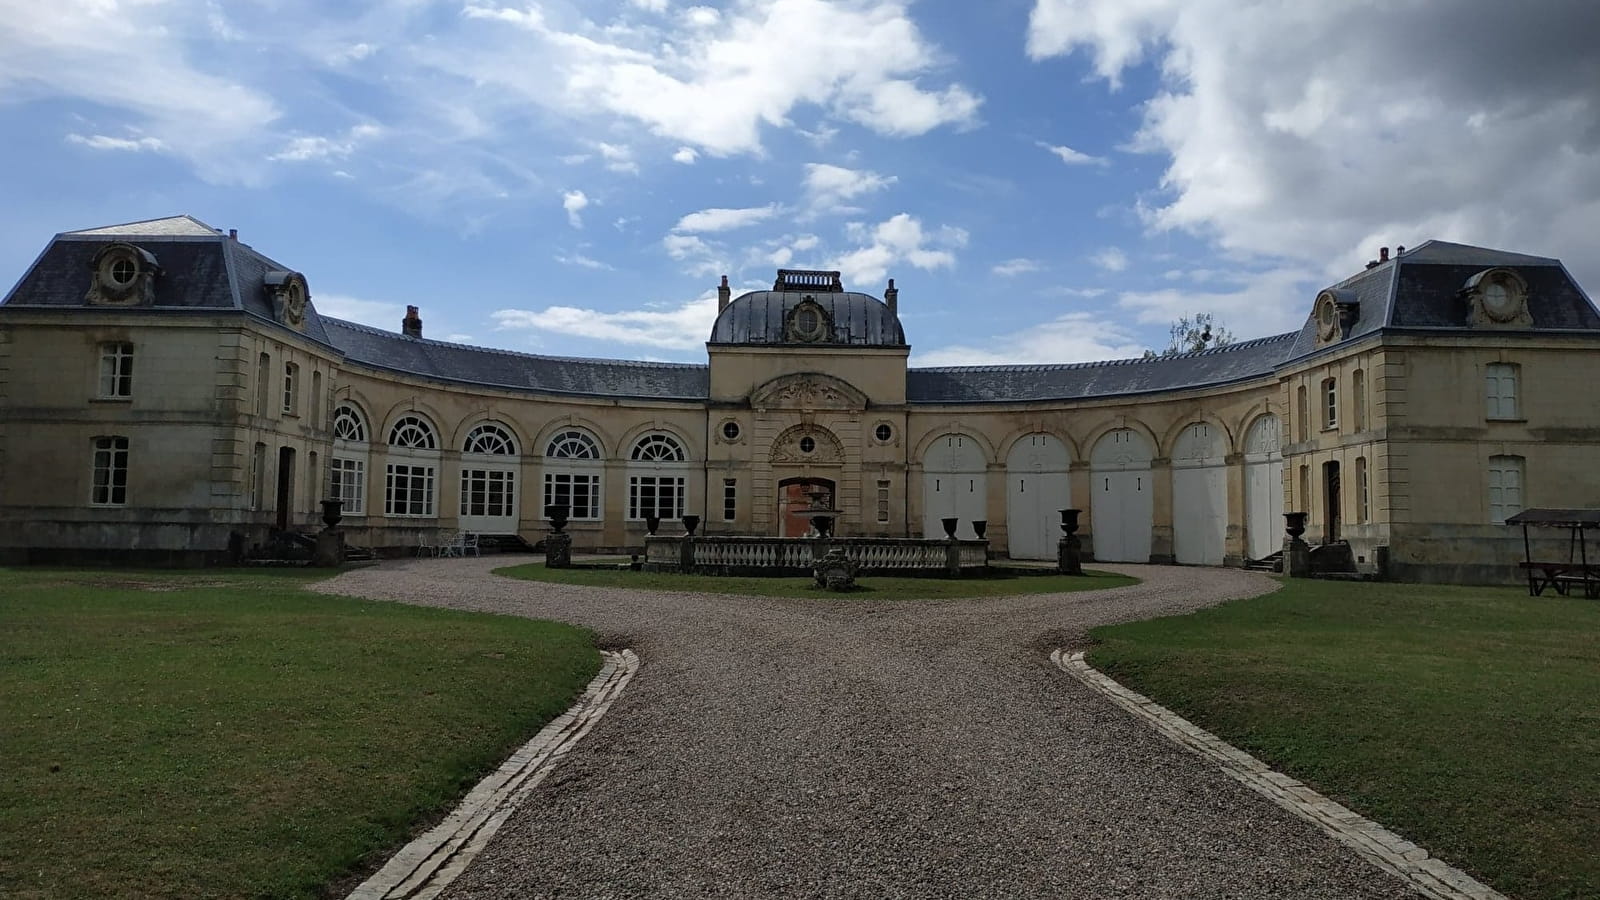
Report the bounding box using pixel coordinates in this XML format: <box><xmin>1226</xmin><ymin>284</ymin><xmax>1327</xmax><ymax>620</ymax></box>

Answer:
<box><xmin>1488</xmin><ymin>455</ymin><xmax>1524</xmax><ymax>525</ymax></box>
<box><xmin>628</xmin><ymin>475</ymin><xmax>686</xmax><ymax>520</ymax></box>
<box><xmin>877</xmin><ymin>479</ymin><xmax>891</xmax><ymax>524</ymax></box>
<box><xmin>460</xmin><ymin>468</ymin><xmax>516</xmax><ymax>518</ymax></box>
<box><xmin>543</xmin><ymin>429</ymin><xmax>603</xmax><ymax>521</ymax></box>
<box><xmin>1356</xmin><ymin>456</ymin><xmax>1369</xmax><ymax>524</ymax></box>
<box><xmin>90</xmin><ymin>435</ymin><xmax>129</xmax><ymax>506</ymax></box>
<box><xmin>249</xmin><ymin>442</ymin><xmax>267</xmax><ymax>511</ymax></box>
<box><xmin>282</xmin><ymin>362</ymin><xmax>299</xmax><ymax>416</ymax></box>
<box><xmin>1322</xmin><ymin>377</ymin><xmax>1338</xmax><ymax>430</ymax></box>
<box><xmin>329</xmin><ymin>457</ymin><xmax>366</xmax><ymax>515</ymax></box>
<box><xmin>97</xmin><ymin>342</ymin><xmax>134</xmax><ymax>399</ymax></box>
<box><xmin>1352</xmin><ymin>368</ymin><xmax>1366</xmax><ymax>431</ymax></box>
<box><xmin>723</xmin><ymin>478</ymin><xmax>737</xmax><ymax>522</ymax></box>
<box><xmin>627</xmin><ymin>432</ymin><xmax>689</xmax><ymax>521</ymax></box>
<box><xmin>1486</xmin><ymin>363</ymin><xmax>1520</xmax><ymax>421</ymax></box>
<box><xmin>385</xmin><ymin>463</ymin><xmax>437</xmax><ymax>517</ymax></box>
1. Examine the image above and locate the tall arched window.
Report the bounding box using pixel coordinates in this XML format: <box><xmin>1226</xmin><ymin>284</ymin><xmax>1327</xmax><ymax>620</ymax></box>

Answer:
<box><xmin>385</xmin><ymin>415</ymin><xmax>438</xmax><ymax>517</ymax></box>
<box><xmin>544</xmin><ymin>429</ymin><xmax>602</xmax><ymax>521</ymax></box>
<box><xmin>628</xmin><ymin>432</ymin><xmax>687</xmax><ymax>520</ymax></box>
<box><xmin>460</xmin><ymin>422</ymin><xmax>518</xmax><ymax>533</ymax></box>
<box><xmin>329</xmin><ymin>404</ymin><xmax>369</xmax><ymax>515</ymax></box>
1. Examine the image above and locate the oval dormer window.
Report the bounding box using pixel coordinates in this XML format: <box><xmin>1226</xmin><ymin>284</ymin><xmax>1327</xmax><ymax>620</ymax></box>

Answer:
<box><xmin>108</xmin><ymin>257</ymin><xmax>137</xmax><ymax>287</ymax></box>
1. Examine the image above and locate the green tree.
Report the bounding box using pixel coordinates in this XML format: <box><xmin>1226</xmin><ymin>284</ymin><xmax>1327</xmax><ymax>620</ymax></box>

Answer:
<box><xmin>1143</xmin><ymin>313</ymin><xmax>1235</xmax><ymax>358</ymax></box>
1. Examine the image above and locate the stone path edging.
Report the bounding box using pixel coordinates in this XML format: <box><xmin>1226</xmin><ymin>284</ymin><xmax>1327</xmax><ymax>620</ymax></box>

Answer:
<box><xmin>347</xmin><ymin>649</ymin><xmax>640</xmax><ymax>900</ymax></box>
<box><xmin>1051</xmin><ymin>649</ymin><xmax>1505</xmax><ymax>900</ymax></box>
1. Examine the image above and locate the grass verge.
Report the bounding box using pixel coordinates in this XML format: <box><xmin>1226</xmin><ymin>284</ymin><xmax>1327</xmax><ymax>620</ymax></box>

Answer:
<box><xmin>495</xmin><ymin>561</ymin><xmax>1137</xmax><ymax>599</ymax></box>
<box><xmin>0</xmin><ymin>567</ymin><xmax>601</xmax><ymax>900</ymax></box>
<box><xmin>1087</xmin><ymin>578</ymin><xmax>1600</xmax><ymax>900</ymax></box>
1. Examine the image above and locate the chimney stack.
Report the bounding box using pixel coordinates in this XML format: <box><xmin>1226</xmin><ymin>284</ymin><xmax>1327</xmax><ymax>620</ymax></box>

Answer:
<box><xmin>717</xmin><ymin>275</ymin><xmax>731</xmax><ymax>312</ymax></box>
<box><xmin>884</xmin><ymin>277</ymin><xmax>898</xmax><ymax>317</ymax></box>
<box><xmin>228</xmin><ymin>229</ymin><xmax>238</xmax><ymax>240</ymax></box>
<box><xmin>1396</xmin><ymin>245</ymin><xmax>1405</xmax><ymax>257</ymax></box>
<box><xmin>1380</xmin><ymin>246</ymin><xmax>1390</xmax><ymax>263</ymax></box>
<box><xmin>402</xmin><ymin>305</ymin><xmax>423</xmax><ymax>339</ymax></box>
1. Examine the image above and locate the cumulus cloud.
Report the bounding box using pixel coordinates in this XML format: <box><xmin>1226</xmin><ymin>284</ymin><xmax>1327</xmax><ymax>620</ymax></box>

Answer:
<box><xmin>992</xmin><ymin>258</ymin><xmax>1043</xmax><ymax>277</ymax></box>
<box><xmin>453</xmin><ymin>0</ymin><xmax>981</xmax><ymax>155</ymax></box>
<box><xmin>492</xmin><ymin>291</ymin><xmax>721</xmax><ymax>351</ymax></box>
<box><xmin>674</xmin><ymin>204</ymin><xmax>781</xmax><ymax>233</ymax></box>
<box><xmin>66</xmin><ymin>133</ymin><xmax>165</xmax><ymax>152</ymax></box>
<box><xmin>1115</xmin><ymin>267</ymin><xmax>1313</xmax><ymax>339</ymax></box>
<box><xmin>1026</xmin><ymin>0</ymin><xmax>1600</xmax><ymax>286</ymax></box>
<box><xmin>672</xmin><ymin>146</ymin><xmax>698</xmax><ymax>164</ymax></box>
<box><xmin>830</xmin><ymin>213</ymin><xmax>967</xmax><ymax>286</ymax></box>
<box><xmin>914</xmin><ymin>312</ymin><xmax>1147</xmax><ymax>366</ymax></box>
<box><xmin>562</xmin><ymin>190</ymin><xmax>589</xmax><ymax>227</ymax></box>
<box><xmin>595</xmin><ymin>142</ymin><xmax>638</xmax><ymax>174</ymax></box>
<box><xmin>1038</xmin><ymin>141</ymin><xmax>1104</xmax><ymax>166</ymax></box>
<box><xmin>313</xmin><ymin>293</ymin><xmax>408</xmax><ymax>330</ymax></box>
<box><xmin>803</xmin><ymin>163</ymin><xmax>897</xmax><ymax>216</ymax></box>
<box><xmin>1090</xmin><ymin>247</ymin><xmax>1128</xmax><ymax>272</ymax></box>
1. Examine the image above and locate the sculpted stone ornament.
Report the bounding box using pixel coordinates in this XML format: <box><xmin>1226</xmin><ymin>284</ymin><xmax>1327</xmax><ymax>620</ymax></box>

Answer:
<box><xmin>266</xmin><ymin>272</ymin><xmax>310</xmax><ymax>332</ymax></box>
<box><xmin>1464</xmin><ymin>268</ymin><xmax>1533</xmax><ymax>328</ymax></box>
<box><xmin>750</xmin><ymin>373</ymin><xmax>867</xmax><ymax>413</ymax></box>
<box><xmin>770</xmin><ymin>423</ymin><xmax>844</xmax><ymax>463</ymax></box>
<box><xmin>813</xmin><ymin>547</ymin><xmax>860</xmax><ymax>591</ymax></box>
<box><xmin>85</xmin><ymin>242</ymin><xmax>157</xmax><ymax>306</ymax></box>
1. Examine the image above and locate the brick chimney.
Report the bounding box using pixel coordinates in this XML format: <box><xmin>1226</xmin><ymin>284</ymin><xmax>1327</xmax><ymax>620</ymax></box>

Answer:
<box><xmin>717</xmin><ymin>275</ymin><xmax>731</xmax><ymax>312</ymax></box>
<box><xmin>402</xmin><ymin>305</ymin><xmax>423</xmax><ymax>338</ymax></box>
<box><xmin>1379</xmin><ymin>246</ymin><xmax>1390</xmax><ymax>263</ymax></box>
<box><xmin>884</xmin><ymin>278</ymin><xmax>898</xmax><ymax>317</ymax></box>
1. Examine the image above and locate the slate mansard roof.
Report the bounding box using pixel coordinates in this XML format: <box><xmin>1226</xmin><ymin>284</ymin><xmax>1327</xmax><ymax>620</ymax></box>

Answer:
<box><xmin>5</xmin><ymin>219</ymin><xmax>1597</xmax><ymax>404</ymax></box>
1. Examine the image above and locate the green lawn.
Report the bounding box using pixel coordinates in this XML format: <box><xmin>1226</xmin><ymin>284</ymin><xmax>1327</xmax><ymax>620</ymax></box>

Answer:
<box><xmin>0</xmin><ymin>568</ymin><xmax>601</xmax><ymax>900</ymax></box>
<box><xmin>1087</xmin><ymin>578</ymin><xmax>1600</xmax><ymax>900</ymax></box>
<box><xmin>496</xmin><ymin>561</ymin><xmax>1137</xmax><ymax>598</ymax></box>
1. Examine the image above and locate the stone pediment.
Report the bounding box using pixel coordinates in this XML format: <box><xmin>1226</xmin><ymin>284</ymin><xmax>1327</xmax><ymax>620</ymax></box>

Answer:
<box><xmin>750</xmin><ymin>373</ymin><xmax>868</xmax><ymax>412</ymax></box>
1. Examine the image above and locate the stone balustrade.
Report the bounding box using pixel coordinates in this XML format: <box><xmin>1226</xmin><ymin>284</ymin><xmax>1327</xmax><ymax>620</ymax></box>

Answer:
<box><xmin>644</xmin><ymin>535</ymin><xmax>989</xmax><ymax>577</ymax></box>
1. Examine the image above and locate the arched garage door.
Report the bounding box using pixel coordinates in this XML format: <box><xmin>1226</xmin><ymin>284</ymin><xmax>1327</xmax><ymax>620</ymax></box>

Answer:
<box><xmin>1171</xmin><ymin>422</ymin><xmax>1227</xmax><ymax>565</ymax></box>
<box><xmin>1006</xmin><ymin>433</ymin><xmax>1070</xmax><ymax>560</ymax></box>
<box><xmin>922</xmin><ymin>434</ymin><xmax>986</xmax><ymax>540</ymax></box>
<box><xmin>1090</xmin><ymin>429</ymin><xmax>1153</xmax><ymax>562</ymax></box>
<box><xmin>1243</xmin><ymin>414</ymin><xmax>1285</xmax><ymax>560</ymax></box>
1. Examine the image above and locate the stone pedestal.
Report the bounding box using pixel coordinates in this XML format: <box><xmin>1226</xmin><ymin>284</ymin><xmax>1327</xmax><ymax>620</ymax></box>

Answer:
<box><xmin>1057</xmin><ymin>534</ymin><xmax>1083</xmax><ymax>575</ymax></box>
<box><xmin>1284</xmin><ymin>538</ymin><xmax>1311</xmax><ymax>577</ymax></box>
<box><xmin>313</xmin><ymin>529</ymin><xmax>345</xmax><ymax>568</ymax></box>
<box><xmin>545</xmin><ymin>532</ymin><xmax>573</xmax><ymax>568</ymax></box>
<box><xmin>813</xmin><ymin>548</ymin><xmax>860</xmax><ymax>591</ymax></box>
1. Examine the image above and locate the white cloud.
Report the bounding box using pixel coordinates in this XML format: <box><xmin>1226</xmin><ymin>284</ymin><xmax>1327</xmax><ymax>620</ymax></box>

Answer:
<box><xmin>674</xmin><ymin>204</ymin><xmax>780</xmax><ymax>233</ymax></box>
<box><xmin>1038</xmin><ymin>141</ymin><xmax>1104</xmax><ymax>166</ymax></box>
<box><xmin>555</xmin><ymin>253</ymin><xmax>612</xmax><ymax>270</ymax></box>
<box><xmin>1115</xmin><ymin>267</ymin><xmax>1314</xmax><ymax>339</ymax></box>
<box><xmin>830</xmin><ymin>213</ymin><xmax>966</xmax><ymax>286</ymax></box>
<box><xmin>1091</xmin><ymin>247</ymin><xmax>1128</xmax><ymax>272</ymax></box>
<box><xmin>803</xmin><ymin>163</ymin><xmax>897</xmax><ymax>216</ymax></box>
<box><xmin>313</xmin><ymin>293</ymin><xmax>407</xmax><ymax>330</ymax></box>
<box><xmin>993</xmin><ymin>258</ymin><xmax>1043</xmax><ymax>277</ymax></box>
<box><xmin>492</xmin><ymin>291</ymin><xmax>721</xmax><ymax>351</ymax></box>
<box><xmin>66</xmin><ymin>133</ymin><xmax>165</xmax><ymax>153</ymax></box>
<box><xmin>672</xmin><ymin>146</ymin><xmax>698</xmax><ymax>164</ymax></box>
<box><xmin>562</xmin><ymin>190</ymin><xmax>589</xmax><ymax>227</ymax></box>
<box><xmin>630</xmin><ymin>0</ymin><xmax>670</xmax><ymax>11</ymax></box>
<box><xmin>269</xmin><ymin>123</ymin><xmax>382</xmax><ymax>163</ymax></box>
<box><xmin>452</xmin><ymin>0</ymin><xmax>981</xmax><ymax>155</ymax></box>
<box><xmin>1026</xmin><ymin>0</ymin><xmax>1600</xmax><ymax>288</ymax></box>
<box><xmin>682</xmin><ymin>6</ymin><xmax>719</xmax><ymax>27</ymax></box>
<box><xmin>914</xmin><ymin>312</ymin><xmax>1147</xmax><ymax>366</ymax></box>
<box><xmin>1043</xmin><ymin>286</ymin><xmax>1108</xmax><ymax>299</ymax></box>
<box><xmin>596</xmin><ymin>141</ymin><xmax>638</xmax><ymax>174</ymax></box>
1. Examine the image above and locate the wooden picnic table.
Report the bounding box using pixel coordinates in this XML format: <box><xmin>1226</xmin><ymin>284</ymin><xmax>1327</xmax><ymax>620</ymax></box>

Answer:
<box><xmin>1507</xmin><ymin>508</ymin><xmax>1600</xmax><ymax>598</ymax></box>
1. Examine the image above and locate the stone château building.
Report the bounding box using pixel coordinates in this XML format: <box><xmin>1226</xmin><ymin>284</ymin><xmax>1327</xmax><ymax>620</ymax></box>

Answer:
<box><xmin>2</xmin><ymin>215</ymin><xmax>1598</xmax><ymax>582</ymax></box>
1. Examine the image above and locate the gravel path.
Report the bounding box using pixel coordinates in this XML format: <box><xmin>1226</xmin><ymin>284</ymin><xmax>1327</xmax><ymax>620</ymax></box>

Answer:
<box><xmin>313</xmin><ymin>559</ymin><xmax>1419</xmax><ymax>900</ymax></box>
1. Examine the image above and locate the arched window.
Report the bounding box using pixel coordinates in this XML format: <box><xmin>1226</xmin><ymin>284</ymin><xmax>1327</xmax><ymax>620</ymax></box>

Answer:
<box><xmin>389</xmin><ymin>416</ymin><xmax>436</xmax><ymax>450</ymax></box>
<box><xmin>628</xmin><ymin>432</ymin><xmax>688</xmax><ymax>520</ymax></box>
<box><xmin>631</xmin><ymin>433</ymin><xmax>685</xmax><ymax>462</ymax></box>
<box><xmin>385</xmin><ymin>415</ymin><xmax>438</xmax><ymax>517</ymax></box>
<box><xmin>463</xmin><ymin>422</ymin><xmax>517</xmax><ymax>455</ymax></box>
<box><xmin>329</xmin><ymin>405</ymin><xmax>369</xmax><ymax>515</ymax></box>
<box><xmin>547</xmin><ymin>430</ymin><xmax>599</xmax><ymax>459</ymax></box>
<box><xmin>544</xmin><ymin>428</ymin><xmax>603</xmax><ymax>520</ymax></box>
<box><xmin>333</xmin><ymin>405</ymin><xmax>367</xmax><ymax>442</ymax></box>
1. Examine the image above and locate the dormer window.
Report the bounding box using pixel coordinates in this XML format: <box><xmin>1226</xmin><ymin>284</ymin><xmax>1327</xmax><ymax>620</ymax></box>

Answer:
<box><xmin>265</xmin><ymin>271</ymin><xmax>310</xmax><ymax>332</ymax></box>
<box><xmin>1464</xmin><ymin>268</ymin><xmax>1532</xmax><ymax>328</ymax></box>
<box><xmin>784</xmin><ymin>297</ymin><xmax>833</xmax><ymax>343</ymax></box>
<box><xmin>85</xmin><ymin>242</ymin><xmax>157</xmax><ymax>306</ymax></box>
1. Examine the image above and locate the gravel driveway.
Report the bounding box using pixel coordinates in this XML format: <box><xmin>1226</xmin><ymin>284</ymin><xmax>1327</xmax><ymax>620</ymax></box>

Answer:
<box><xmin>313</xmin><ymin>559</ymin><xmax>1419</xmax><ymax>899</ymax></box>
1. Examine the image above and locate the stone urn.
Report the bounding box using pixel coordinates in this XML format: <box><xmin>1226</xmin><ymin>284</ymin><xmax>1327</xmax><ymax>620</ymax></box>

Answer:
<box><xmin>809</xmin><ymin>513</ymin><xmax>836</xmax><ymax>538</ymax></box>
<box><xmin>682</xmin><ymin>514</ymin><xmax>700</xmax><ymax>537</ymax></box>
<box><xmin>545</xmin><ymin>504</ymin><xmax>570</xmax><ymax>534</ymax></box>
<box><xmin>1284</xmin><ymin>511</ymin><xmax>1308</xmax><ymax>540</ymax></box>
<box><xmin>941</xmin><ymin>516</ymin><xmax>959</xmax><ymax>540</ymax></box>
<box><xmin>645</xmin><ymin>514</ymin><xmax>661</xmax><ymax>536</ymax></box>
<box><xmin>320</xmin><ymin>499</ymin><xmax>344</xmax><ymax>529</ymax></box>
<box><xmin>972</xmin><ymin>520</ymin><xmax>987</xmax><ymax>540</ymax></box>
<box><xmin>1058</xmin><ymin>508</ymin><xmax>1081</xmax><ymax>536</ymax></box>
<box><xmin>813</xmin><ymin>547</ymin><xmax>860</xmax><ymax>591</ymax></box>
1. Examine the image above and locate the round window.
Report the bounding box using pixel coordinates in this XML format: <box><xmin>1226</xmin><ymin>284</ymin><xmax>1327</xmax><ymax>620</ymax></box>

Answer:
<box><xmin>874</xmin><ymin>423</ymin><xmax>892</xmax><ymax>442</ymax></box>
<box><xmin>108</xmin><ymin>257</ymin><xmax>137</xmax><ymax>286</ymax></box>
<box><xmin>721</xmin><ymin>421</ymin><xmax>741</xmax><ymax>441</ymax></box>
<box><xmin>798</xmin><ymin>436</ymin><xmax>816</xmax><ymax>454</ymax></box>
<box><xmin>797</xmin><ymin>308</ymin><xmax>819</xmax><ymax>332</ymax></box>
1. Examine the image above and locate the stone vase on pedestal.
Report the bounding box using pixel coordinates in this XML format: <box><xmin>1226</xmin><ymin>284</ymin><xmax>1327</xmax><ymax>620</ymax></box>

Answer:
<box><xmin>1057</xmin><ymin>508</ymin><xmax>1083</xmax><ymax>576</ymax></box>
<box><xmin>1283</xmin><ymin>511</ymin><xmax>1311</xmax><ymax>577</ymax></box>
<box><xmin>313</xmin><ymin>499</ymin><xmax>346</xmax><ymax>567</ymax></box>
<box><xmin>545</xmin><ymin>504</ymin><xmax>573</xmax><ymax>568</ymax></box>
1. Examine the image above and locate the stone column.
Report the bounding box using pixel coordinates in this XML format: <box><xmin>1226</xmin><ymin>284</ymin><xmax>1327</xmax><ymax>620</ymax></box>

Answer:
<box><xmin>1149</xmin><ymin>457</ymin><xmax>1175</xmax><ymax>564</ymax></box>
<box><xmin>1223</xmin><ymin>452</ymin><xmax>1246</xmax><ymax>567</ymax></box>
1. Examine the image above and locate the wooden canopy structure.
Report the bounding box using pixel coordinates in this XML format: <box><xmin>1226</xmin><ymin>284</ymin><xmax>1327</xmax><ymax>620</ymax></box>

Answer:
<box><xmin>1506</xmin><ymin>508</ymin><xmax>1600</xmax><ymax>598</ymax></box>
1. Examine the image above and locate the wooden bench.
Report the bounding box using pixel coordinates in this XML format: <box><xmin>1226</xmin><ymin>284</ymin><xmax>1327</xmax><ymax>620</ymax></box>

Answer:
<box><xmin>1520</xmin><ymin>561</ymin><xmax>1600</xmax><ymax>597</ymax></box>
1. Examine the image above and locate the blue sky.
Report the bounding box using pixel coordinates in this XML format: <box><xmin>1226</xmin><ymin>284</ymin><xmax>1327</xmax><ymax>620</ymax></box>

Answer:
<box><xmin>2</xmin><ymin>0</ymin><xmax>1597</xmax><ymax>365</ymax></box>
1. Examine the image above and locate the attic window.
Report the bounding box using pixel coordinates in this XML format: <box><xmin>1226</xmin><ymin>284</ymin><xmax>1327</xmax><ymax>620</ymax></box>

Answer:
<box><xmin>1465</xmin><ymin>268</ymin><xmax>1532</xmax><ymax>328</ymax></box>
<box><xmin>86</xmin><ymin>242</ymin><xmax>156</xmax><ymax>306</ymax></box>
<box><xmin>108</xmin><ymin>258</ymin><xmax>137</xmax><ymax>287</ymax></box>
<box><xmin>785</xmin><ymin>297</ymin><xmax>832</xmax><ymax>343</ymax></box>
